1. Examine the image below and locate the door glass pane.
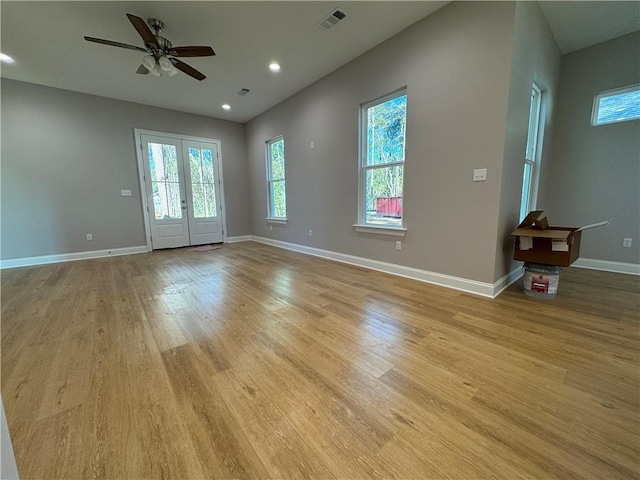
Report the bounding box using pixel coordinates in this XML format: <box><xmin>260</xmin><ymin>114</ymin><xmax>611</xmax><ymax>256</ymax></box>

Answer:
<box><xmin>164</xmin><ymin>145</ymin><xmax>179</xmax><ymax>182</ymax></box>
<box><xmin>364</xmin><ymin>166</ymin><xmax>403</xmax><ymax>226</ymax></box>
<box><xmin>149</xmin><ymin>144</ymin><xmax>164</xmax><ymax>182</ymax></box>
<box><xmin>189</xmin><ymin>148</ymin><xmax>202</xmax><ymax>184</ymax></box>
<box><xmin>189</xmin><ymin>147</ymin><xmax>217</xmax><ymax>218</ymax></box>
<box><xmin>204</xmin><ymin>183</ymin><xmax>217</xmax><ymax>217</ymax></box>
<box><xmin>148</xmin><ymin>142</ymin><xmax>181</xmax><ymax>219</ymax></box>
<box><xmin>192</xmin><ymin>183</ymin><xmax>205</xmax><ymax>218</ymax></box>
<box><xmin>203</xmin><ymin>149</ymin><xmax>215</xmax><ymax>184</ymax></box>
<box><xmin>166</xmin><ymin>182</ymin><xmax>182</xmax><ymax>219</ymax></box>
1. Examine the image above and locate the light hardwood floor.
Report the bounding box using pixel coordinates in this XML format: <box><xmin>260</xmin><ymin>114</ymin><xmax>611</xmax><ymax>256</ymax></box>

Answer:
<box><xmin>1</xmin><ymin>242</ymin><xmax>639</xmax><ymax>479</ymax></box>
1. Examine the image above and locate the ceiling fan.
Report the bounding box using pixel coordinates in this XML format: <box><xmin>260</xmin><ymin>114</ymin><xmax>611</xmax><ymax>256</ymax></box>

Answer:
<box><xmin>84</xmin><ymin>13</ymin><xmax>215</xmax><ymax>81</ymax></box>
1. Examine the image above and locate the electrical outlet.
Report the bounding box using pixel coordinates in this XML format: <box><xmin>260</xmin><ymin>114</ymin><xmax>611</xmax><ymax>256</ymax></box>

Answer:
<box><xmin>396</xmin><ymin>241</ymin><xmax>402</xmax><ymax>251</ymax></box>
<box><xmin>308</xmin><ymin>229</ymin><xmax>313</xmax><ymax>237</ymax></box>
<box><xmin>86</xmin><ymin>234</ymin><xmax>93</xmax><ymax>241</ymax></box>
<box><xmin>623</xmin><ymin>238</ymin><xmax>632</xmax><ymax>248</ymax></box>
<box><xmin>473</xmin><ymin>168</ymin><xmax>487</xmax><ymax>182</ymax></box>
<box><xmin>310</xmin><ymin>141</ymin><xmax>315</xmax><ymax>150</ymax></box>
<box><xmin>120</xmin><ymin>189</ymin><xmax>132</xmax><ymax>196</ymax></box>
<box><xmin>270</xmin><ymin>225</ymin><xmax>273</xmax><ymax>231</ymax></box>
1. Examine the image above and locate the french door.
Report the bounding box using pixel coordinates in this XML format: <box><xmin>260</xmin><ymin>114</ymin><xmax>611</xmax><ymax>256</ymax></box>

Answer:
<box><xmin>140</xmin><ymin>133</ymin><xmax>224</xmax><ymax>249</ymax></box>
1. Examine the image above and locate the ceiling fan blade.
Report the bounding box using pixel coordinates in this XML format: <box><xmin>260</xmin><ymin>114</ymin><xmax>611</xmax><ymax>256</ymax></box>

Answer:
<box><xmin>171</xmin><ymin>58</ymin><xmax>206</xmax><ymax>81</ymax></box>
<box><xmin>126</xmin><ymin>13</ymin><xmax>158</xmax><ymax>47</ymax></box>
<box><xmin>136</xmin><ymin>64</ymin><xmax>150</xmax><ymax>75</ymax></box>
<box><xmin>168</xmin><ymin>46</ymin><xmax>215</xmax><ymax>57</ymax></box>
<box><xmin>84</xmin><ymin>36</ymin><xmax>148</xmax><ymax>52</ymax></box>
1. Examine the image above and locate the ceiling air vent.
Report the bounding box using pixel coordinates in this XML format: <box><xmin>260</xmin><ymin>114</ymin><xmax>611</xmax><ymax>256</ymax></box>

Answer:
<box><xmin>237</xmin><ymin>88</ymin><xmax>251</xmax><ymax>96</ymax></box>
<box><xmin>317</xmin><ymin>8</ymin><xmax>347</xmax><ymax>31</ymax></box>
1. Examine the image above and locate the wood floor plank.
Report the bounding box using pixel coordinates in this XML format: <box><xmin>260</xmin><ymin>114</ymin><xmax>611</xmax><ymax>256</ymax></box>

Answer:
<box><xmin>334</xmin><ymin>365</ymin><xmax>551</xmax><ymax>479</ymax></box>
<box><xmin>1</xmin><ymin>241</ymin><xmax>638</xmax><ymax>479</ymax></box>
<box><xmin>214</xmin><ymin>366</ymin><xmax>336</xmax><ymax>479</ymax></box>
<box><xmin>160</xmin><ymin>343</ymin><xmax>269</xmax><ymax>479</ymax></box>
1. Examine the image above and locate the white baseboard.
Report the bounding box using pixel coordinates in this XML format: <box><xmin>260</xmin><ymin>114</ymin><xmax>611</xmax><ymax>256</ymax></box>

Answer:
<box><xmin>225</xmin><ymin>235</ymin><xmax>253</xmax><ymax>243</ymax></box>
<box><xmin>0</xmin><ymin>245</ymin><xmax>148</xmax><ymax>269</ymax></box>
<box><xmin>493</xmin><ymin>266</ymin><xmax>525</xmax><ymax>297</ymax></box>
<box><xmin>251</xmin><ymin>236</ymin><xmax>505</xmax><ymax>298</ymax></box>
<box><xmin>572</xmin><ymin>258</ymin><xmax>640</xmax><ymax>275</ymax></box>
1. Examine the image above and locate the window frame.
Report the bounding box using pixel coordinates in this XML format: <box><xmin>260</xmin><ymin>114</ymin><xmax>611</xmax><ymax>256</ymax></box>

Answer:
<box><xmin>520</xmin><ymin>83</ymin><xmax>543</xmax><ymax>222</ymax></box>
<box><xmin>591</xmin><ymin>83</ymin><xmax>640</xmax><ymax>126</ymax></box>
<box><xmin>355</xmin><ymin>88</ymin><xmax>408</xmax><ymax>235</ymax></box>
<box><xmin>265</xmin><ymin>135</ymin><xmax>287</xmax><ymax>222</ymax></box>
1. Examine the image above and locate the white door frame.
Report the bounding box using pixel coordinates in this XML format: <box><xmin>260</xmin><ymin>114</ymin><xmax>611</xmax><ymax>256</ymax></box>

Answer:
<box><xmin>134</xmin><ymin>128</ymin><xmax>228</xmax><ymax>252</ymax></box>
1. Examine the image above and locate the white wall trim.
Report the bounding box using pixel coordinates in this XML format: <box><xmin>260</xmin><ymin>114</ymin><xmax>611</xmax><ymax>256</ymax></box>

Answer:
<box><xmin>226</xmin><ymin>235</ymin><xmax>253</xmax><ymax>243</ymax></box>
<box><xmin>493</xmin><ymin>266</ymin><xmax>524</xmax><ymax>297</ymax></box>
<box><xmin>572</xmin><ymin>258</ymin><xmax>640</xmax><ymax>275</ymax></box>
<box><xmin>251</xmin><ymin>236</ymin><xmax>501</xmax><ymax>298</ymax></box>
<box><xmin>0</xmin><ymin>246</ymin><xmax>148</xmax><ymax>269</ymax></box>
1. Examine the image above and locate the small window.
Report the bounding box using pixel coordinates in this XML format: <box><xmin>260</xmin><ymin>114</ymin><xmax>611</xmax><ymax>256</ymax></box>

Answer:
<box><xmin>359</xmin><ymin>89</ymin><xmax>407</xmax><ymax>229</ymax></box>
<box><xmin>266</xmin><ymin>136</ymin><xmax>286</xmax><ymax>219</ymax></box>
<box><xmin>591</xmin><ymin>84</ymin><xmax>640</xmax><ymax>126</ymax></box>
<box><xmin>520</xmin><ymin>83</ymin><xmax>544</xmax><ymax>222</ymax></box>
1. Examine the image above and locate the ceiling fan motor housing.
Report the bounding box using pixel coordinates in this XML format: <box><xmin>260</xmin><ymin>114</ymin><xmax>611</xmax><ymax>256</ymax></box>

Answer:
<box><xmin>147</xmin><ymin>35</ymin><xmax>173</xmax><ymax>56</ymax></box>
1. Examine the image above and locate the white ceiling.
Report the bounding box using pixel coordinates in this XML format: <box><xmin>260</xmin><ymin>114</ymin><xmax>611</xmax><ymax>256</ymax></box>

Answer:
<box><xmin>0</xmin><ymin>1</ymin><xmax>447</xmax><ymax>123</ymax></box>
<box><xmin>539</xmin><ymin>1</ymin><xmax>640</xmax><ymax>54</ymax></box>
<box><xmin>1</xmin><ymin>1</ymin><xmax>638</xmax><ymax>123</ymax></box>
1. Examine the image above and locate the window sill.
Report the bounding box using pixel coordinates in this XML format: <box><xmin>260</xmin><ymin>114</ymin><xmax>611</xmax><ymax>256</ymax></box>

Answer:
<box><xmin>353</xmin><ymin>224</ymin><xmax>407</xmax><ymax>237</ymax></box>
<box><xmin>266</xmin><ymin>217</ymin><xmax>288</xmax><ymax>225</ymax></box>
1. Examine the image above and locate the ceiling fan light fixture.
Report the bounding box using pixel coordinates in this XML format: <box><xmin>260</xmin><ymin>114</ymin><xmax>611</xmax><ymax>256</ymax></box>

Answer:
<box><xmin>159</xmin><ymin>55</ymin><xmax>173</xmax><ymax>72</ymax></box>
<box><xmin>149</xmin><ymin>63</ymin><xmax>161</xmax><ymax>76</ymax></box>
<box><xmin>141</xmin><ymin>54</ymin><xmax>156</xmax><ymax>71</ymax></box>
<box><xmin>165</xmin><ymin>66</ymin><xmax>178</xmax><ymax>77</ymax></box>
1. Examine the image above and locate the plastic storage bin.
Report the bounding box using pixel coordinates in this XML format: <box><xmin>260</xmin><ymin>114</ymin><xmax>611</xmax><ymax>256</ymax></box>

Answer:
<box><xmin>523</xmin><ymin>263</ymin><xmax>562</xmax><ymax>299</ymax></box>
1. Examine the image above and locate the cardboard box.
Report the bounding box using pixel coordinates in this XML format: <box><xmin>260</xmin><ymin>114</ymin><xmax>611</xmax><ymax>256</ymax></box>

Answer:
<box><xmin>511</xmin><ymin>210</ymin><xmax>610</xmax><ymax>267</ymax></box>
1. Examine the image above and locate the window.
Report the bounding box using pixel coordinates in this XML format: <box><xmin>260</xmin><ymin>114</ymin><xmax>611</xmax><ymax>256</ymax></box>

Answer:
<box><xmin>591</xmin><ymin>84</ymin><xmax>640</xmax><ymax>126</ymax></box>
<box><xmin>358</xmin><ymin>89</ymin><xmax>407</xmax><ymax>231</ymax></box>
<box><xmin>266</xmin><ymin>136</ymin><xmax>286</xmax><ymax>220</ymax></box>
<box><xmin>520</xmin><ymin>83</ymin><xmax>543</xmax><ymax>222</ymax></box>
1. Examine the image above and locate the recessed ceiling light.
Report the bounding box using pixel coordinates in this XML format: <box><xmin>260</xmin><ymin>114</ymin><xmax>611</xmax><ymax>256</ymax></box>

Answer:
<box><xmin>0</xmin><ymin>53</ymin><xmax>15</xmax><ymax>64</ymax></box>
<box><xmin>269</xmin><ymin>62</ymin><xmax>281</xmax><ymax>72</ymax></box>
<box><xmin>222</xmin><ymin>104</ymin><xmax>231</xmax><ymax>111</ymax></box>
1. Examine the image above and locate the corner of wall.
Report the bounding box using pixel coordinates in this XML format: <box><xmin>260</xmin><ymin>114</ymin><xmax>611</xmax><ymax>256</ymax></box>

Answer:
<box><xmin>493</xmin><ymin>0</ymin><xmax>562</xmax><ymax>283</ymax></box>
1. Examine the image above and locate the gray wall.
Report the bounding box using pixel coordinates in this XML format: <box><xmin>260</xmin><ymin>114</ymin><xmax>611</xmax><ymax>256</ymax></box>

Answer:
<box><xmin>494</xmin><ymin>1</ymin><xmax>561</xmax><ymax>280</ymax></box>
<box><xmin>246</xmin><ymin>1</ymin><xmax>517</xmax><ymax>284</ymax></box>
<box><xmin>543</xmin><ymin>32</ymin><xmax>640</xmax><ymax>264</ymax></box>
<box><xmin>1</xmin><ymin>79</ymin><xmax>250</xmax><ymax>260</ymax></box>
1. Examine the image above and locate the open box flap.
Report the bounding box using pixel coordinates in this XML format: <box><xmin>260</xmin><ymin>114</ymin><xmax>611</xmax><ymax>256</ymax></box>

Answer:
<box><xmin>511</xmin><ymin>228</ymin><xmax>573</xmax><ymax>239</ymax></box>
<box><xmin>576</xmin><ymin>219</ymin><xmax>612</xmax><ymax>232</ymax></box>
<box><xmin>517</xmin><ymin>210</ymin><xmax>544</xmax><ymax>228</ymax></box>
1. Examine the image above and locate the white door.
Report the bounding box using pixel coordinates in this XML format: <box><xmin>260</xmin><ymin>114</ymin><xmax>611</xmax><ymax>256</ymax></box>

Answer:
<box><xmin>142</xmin><ymin>134</ymin><xmax>190</xmax><ymax>249</ymax></box>
<box><xmin>141</xmin><ymin>134</ymin><xmax>224</xmax><ymax>249</ymax></box>
<box><xmin>183</xmin><ymin>140</ymin><xmax>223</xmax><ymax>245</ymax></box>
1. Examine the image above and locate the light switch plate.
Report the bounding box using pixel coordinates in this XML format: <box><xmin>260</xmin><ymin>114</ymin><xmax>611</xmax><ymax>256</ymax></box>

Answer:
<box><xmin>473</xmin><ymin>168</ymin><xmax>487</xmax><ymax>182</ymax></box>
<box><xmin>121</xmin><ymin>190</ymin><xmax>132</xmax><ymax>196</ymax></box>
